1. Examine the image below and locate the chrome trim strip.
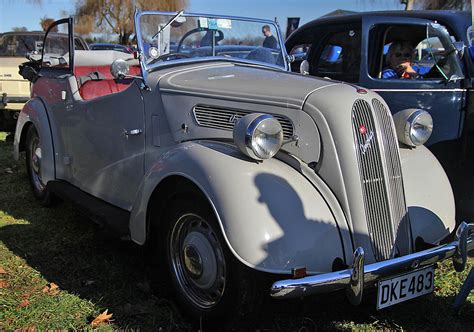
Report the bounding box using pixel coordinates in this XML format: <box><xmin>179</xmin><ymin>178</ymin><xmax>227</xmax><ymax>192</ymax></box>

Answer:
<box><xmin>270</xmin><ymin>222</ymin><xmax>474</xmax><ymax>300</ymax></box>
<box><xmin>372</xmin><ymin>89</ymin><xmax>466</xmax><ymax>92</ymax></box>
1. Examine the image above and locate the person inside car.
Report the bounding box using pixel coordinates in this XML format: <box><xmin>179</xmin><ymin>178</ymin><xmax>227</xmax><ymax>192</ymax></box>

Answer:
<box><xmin>382</xmin><ymin>40</ymin><xmax>421</xmax><ymax>79</ymax></box>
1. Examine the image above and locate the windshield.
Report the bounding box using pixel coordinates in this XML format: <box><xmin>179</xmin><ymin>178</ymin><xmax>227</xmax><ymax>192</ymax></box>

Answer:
<box><xmin>0</xmin><ymin>33</ymin><xmax>86</xmax><ymax>57</ymax></box>
<box><xmin>137</xmin><ymin>12</ymin><xmax>286</xmax><ymax>70</ymax></box>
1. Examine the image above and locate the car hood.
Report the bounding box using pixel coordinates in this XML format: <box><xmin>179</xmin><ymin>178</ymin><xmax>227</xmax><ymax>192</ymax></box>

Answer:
<box><xmin>0</xmin><ymin>57</ymin><xmax>26</xmax><ymax>81</ymax></box>
<box><xmin>157</xmin><ymin>62</ymin><xmax>337</xmax><ymax>109</ymax></box>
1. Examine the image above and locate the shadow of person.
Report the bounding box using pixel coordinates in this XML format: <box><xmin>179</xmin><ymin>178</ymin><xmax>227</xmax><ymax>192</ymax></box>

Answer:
<box><xmin>254</xmin><ymin>173</ymin><xmax>345</xmax><ymax>273</ymax></box>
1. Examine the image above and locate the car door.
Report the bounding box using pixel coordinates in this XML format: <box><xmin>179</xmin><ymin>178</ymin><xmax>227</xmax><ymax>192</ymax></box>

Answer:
<box><xmin>66</xmin><ymin>84</ymin><xmax>146</xmax><ymax>211</ymax></box>
<box><xmin>359</xmin><ymin>16</ymin><xmax>466</xmax><ymax>147</ymax></box>
<box><xmin>39</xmin><ymin>19</ymin><xmax>145</xmax><ymax>211</ymax></box>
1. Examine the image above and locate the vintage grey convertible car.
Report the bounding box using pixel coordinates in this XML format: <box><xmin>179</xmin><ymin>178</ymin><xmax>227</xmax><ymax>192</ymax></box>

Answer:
<box><xmin>14</xmin><ymin>11</ymin><xmax>474</xmax><ymax>324</ymax></box>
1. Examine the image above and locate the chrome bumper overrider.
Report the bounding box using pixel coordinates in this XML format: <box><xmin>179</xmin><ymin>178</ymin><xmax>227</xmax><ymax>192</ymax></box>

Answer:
<box><xmin>270</xmin><ymin>222</ymin><xmax>474</xmax><ymax>304</ymax></box>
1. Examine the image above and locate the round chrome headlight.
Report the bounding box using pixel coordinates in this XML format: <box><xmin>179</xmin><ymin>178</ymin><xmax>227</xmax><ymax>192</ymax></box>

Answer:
<box><xmin>393</xmin><ymin>109</ymin><xmax>433</xmax><ymax>147</ymax></box>
<box><xmin>233</xmin><ymin>113</ymin><xmax>283</xmax><ymax>160</ymax></box>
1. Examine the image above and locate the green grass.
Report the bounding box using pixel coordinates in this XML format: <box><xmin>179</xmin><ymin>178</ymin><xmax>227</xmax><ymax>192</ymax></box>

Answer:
<box><xmin>0</xmin><ymin>131</ymin><xmax>473</xmax><ymax>331</ymax></box>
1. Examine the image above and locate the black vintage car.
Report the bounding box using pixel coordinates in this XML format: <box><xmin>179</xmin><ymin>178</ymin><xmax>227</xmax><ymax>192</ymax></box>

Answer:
<box><xmin>286</xmin><ymin>10</ymin><xmax>474</xmax><ymax>221</ymax></box>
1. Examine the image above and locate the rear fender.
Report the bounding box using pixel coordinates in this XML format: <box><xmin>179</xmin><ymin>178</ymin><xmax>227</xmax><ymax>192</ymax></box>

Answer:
<box><xmin>14</xmin><ymin>98</ymin><xmax>55</xmax><ymax>184</ymax></box>
<box><xmin>130</xmin><ymin>141</ymin><xmax>345</xmax><ymax>274</ymax></box>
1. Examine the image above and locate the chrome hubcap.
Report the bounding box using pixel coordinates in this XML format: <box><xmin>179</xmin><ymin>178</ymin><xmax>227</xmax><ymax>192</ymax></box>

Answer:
<box><xmin>30</xmin><ymin>136</ymin><xmax>44</xmax><ymax>191</ymax></box>
<box><xmin>184</xmin><ymin>244</ymin><xmax>203</xmax><ymax>279</ymax></box>
<box><xmin>170</xmin><ymin>214</ymin><xmax>226</xmax><ymax>309</ymax></box>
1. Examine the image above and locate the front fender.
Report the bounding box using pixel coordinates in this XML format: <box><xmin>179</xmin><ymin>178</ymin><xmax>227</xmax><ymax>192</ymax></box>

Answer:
<box><xmin>400</xmin><ymin>145</ymin><xmax>456</xmax><ymax>244</ymax></box>
<box><xmin>130</xmin><ymin>141</ymin><xmax>345</xmax><ymax>274</ymax></box>
<box><xmin>14</xmin><ymin>98</ymin><xmax>55</xmax><ymax>184</ymax></box>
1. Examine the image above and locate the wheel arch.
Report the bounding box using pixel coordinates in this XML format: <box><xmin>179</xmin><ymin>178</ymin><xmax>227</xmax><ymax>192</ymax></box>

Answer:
<box><xmin>145</xmin><ymin>175</ymin><xmax>209</xmax><ymax>242</ymax></box>
<box><xmin>13</xmin><ymin>98</ymin><xmax>55</xmax><ymax>184</ymax></box>
<box><xmin>17</xmin><ymin>121</ymin><xmax>33</xmax><ymax>153</ymax></box>
<box><xmin>130</xmin><ymin>141</ymin><xmax>346</xmax><ymax>275</ymax></box>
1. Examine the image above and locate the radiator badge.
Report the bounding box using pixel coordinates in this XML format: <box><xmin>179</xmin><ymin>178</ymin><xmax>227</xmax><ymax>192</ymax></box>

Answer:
<box><xmin>228</xmin><ymin>114</ymin><xmax>238</xmax><ymax>124</ymax></box>
<box><xmin>360</xmin><ymin>131</ymin><xmax>375</xmax><ymax>154</ymax></box>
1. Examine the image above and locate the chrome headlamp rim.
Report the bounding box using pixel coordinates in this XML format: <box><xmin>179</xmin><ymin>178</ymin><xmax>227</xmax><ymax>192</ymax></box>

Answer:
<box><xmin>406</xmin><ymin>110</ymin><xmax>433</xmax><ymax>146</ymax></box>
<box><xmin>233</xmin><ymin>113</ymin><xmax>283</xmax><ymax>160</ymax></box>
<box><xmin>393</xmin><ymin>109</ymin><xmax>433</xmax><ymax>147</ymax></box>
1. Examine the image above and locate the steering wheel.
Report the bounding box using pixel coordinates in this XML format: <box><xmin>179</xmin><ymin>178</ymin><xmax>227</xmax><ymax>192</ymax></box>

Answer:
<box><xmin>423</xmin><ymin>56</ymin><xmax>449</xmax><ymax>79</ymax></box>
<box><xmin>177</xmin><ymin>28</ymin><xmax>202</xmax><ymax>53</ymax></box>
<box><xmin>177</xmin><ymin>28</ymin><xmax>224</xmax><ymax>53</ymax></box>
<box><xmin>147</xmin><ymin>52</ymin><xmax>191</xmax><ymax>65</ymax></box>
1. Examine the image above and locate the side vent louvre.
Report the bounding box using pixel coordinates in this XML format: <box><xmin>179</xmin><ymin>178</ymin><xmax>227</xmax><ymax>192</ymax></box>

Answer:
<box><xmin>193</xmin><ymin>105</ymin><xmax>294</xmax><ymax>139</ymax></box>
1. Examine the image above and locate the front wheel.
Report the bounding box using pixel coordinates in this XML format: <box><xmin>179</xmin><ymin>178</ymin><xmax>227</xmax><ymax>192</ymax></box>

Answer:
<box><xmin>159</xmin><ymin>197</ymin><xmax>264</xmax><ymax>328</ymax></box>
<box><xmin>25</xmin><ymin>126</ymin><xmax>57</xmax><ymax>206</ymax></box>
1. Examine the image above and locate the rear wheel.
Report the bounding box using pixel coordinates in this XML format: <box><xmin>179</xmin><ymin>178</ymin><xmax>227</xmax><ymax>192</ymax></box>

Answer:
<box><xmin>157</xmin><ymin>196</ymin><xmax>264</xmax><ymax>329</ymax></box>
<box><xmin>25</xmin><ymin>126</ymin><xmax>57</xmax><ymax>206</ymax></box>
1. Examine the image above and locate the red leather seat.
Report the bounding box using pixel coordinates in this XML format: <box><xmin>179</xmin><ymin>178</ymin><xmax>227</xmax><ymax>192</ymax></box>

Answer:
<box><xmin>74</xmin><ymin>65</ymin><xmax>141</xmax><ymax>100</ymax></box>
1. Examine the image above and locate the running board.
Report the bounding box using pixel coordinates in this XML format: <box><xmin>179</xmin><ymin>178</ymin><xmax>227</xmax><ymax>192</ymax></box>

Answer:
<box><xmin>47</xmin><ymin>180</ymin><xmax>130</xmax><ymax>238</ymax></box>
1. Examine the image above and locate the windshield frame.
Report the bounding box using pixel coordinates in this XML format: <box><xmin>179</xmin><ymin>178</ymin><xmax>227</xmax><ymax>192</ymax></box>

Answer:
<box><xmin>134</xmin><ymin>10</ymin><xmax>289</xmax><ymax>77</ymax></box>
<box><xmin>427</xmin><ymin>22</ymin><xmax>465</xmax><ymax>82</ymax></box>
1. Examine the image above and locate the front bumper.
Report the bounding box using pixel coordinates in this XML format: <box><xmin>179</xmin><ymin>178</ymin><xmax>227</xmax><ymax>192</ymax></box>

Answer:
<box><xmin>270</xmin><ymin>222</ymin><xmax>474</xmax><ymax>304</ymax></box>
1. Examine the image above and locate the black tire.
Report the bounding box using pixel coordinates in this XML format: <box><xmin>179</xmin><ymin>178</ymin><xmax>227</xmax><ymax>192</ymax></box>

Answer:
<box><xmin>25</xmin><ymin>126</ymin><xmax>57</xmax><ymax>206</ymax></box>
<box><xmin>155</xmin><ymin>195</ymin><xmax>265</xmax><ymax>329</ymax></box>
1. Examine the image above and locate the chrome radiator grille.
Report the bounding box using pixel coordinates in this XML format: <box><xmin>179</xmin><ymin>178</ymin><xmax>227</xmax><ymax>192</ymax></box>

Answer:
<box><xmin>193</xmin><ymin>105</ymin><xmax>294</xmax><ymax>139</ymax></box>
<box><xmin>352</xmin><ymin>99</ymin><xmax>408</xmax><ymax>261</ymax></box>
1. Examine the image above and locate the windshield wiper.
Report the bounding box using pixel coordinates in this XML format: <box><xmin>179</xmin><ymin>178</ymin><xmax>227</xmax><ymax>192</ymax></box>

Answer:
<box><xmin>152</xmin><ymin>10</ymin><xmax>184</xmax><ymax>40</ymax></box>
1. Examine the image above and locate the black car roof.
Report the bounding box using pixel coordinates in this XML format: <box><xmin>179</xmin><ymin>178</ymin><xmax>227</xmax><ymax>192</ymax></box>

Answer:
<box><xmin>287</xmin><ymin>10</ymin><xmax>471</xmax><ymax>46</ymax></box>
<box><xmin>297</xmin><ymin>10</ymin><xmax>470</xmax><ymax>29</ymax></box>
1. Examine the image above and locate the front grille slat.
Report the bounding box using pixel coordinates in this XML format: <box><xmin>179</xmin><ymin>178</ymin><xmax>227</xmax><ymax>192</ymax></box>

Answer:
<box><xmin>372</xmin><ymin>99</ymin><xmax>410</xmax><ymax>253</ymax></box>
<box><xmin>352</xmin><ymin>99</ymin><xmax>409</xmax><ymax>261</ymax></box>
<box><xmin>193</xmin><ymin>105</ymin><xmax>294</xmax><ymax>139</ymax></box>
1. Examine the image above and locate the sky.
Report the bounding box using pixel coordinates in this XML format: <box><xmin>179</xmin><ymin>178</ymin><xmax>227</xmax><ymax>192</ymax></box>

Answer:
<box><xmin>0</xmin><ymin>0</ymin><xmax>404</xmax><ymax>34</ymax></box>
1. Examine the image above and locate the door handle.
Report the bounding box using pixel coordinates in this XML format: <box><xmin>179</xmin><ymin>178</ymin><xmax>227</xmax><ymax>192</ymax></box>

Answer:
<box><xmin>123</xmin><ymin>129</ymin><xmax>143</xmax><ymax>137</ymax></box>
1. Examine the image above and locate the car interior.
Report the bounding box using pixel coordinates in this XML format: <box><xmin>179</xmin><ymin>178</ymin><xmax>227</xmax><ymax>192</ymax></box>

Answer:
<box><xmin>368</xmin><ymin>24</ymin><xmax>447</xmax><ymax>80</ymax></box>
<box><xmin>72</xmin><ymin>50</ymin><xmax>140</xmax><ymax>101</ymax></box>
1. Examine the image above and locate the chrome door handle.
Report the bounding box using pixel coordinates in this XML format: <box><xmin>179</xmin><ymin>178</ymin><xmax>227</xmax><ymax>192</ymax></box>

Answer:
<box><xmin>123</xmin><ymin>129</ymin><xmax>143</xmax><ymax>137</ymax></box>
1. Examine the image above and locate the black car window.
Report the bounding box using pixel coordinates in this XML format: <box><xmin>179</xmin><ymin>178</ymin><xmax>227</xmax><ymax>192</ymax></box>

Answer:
<box><xmin>372</xmin><ymin>24</ymin><xmax>463</xmax><ymax>81</ymax></box>
<box><xmin>313</xmin><ymin>29</ymin><xmax>361</xmax><ymax>83</ymax></box>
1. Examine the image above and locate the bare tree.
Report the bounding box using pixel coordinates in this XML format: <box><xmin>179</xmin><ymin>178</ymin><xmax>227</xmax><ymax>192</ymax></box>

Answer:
<box><xmin>40</xmin><ymin>17</ymin><xmax>58</xmax><ymax>32</ymax></box>
<box><xmin>74</xmin><ymin>0</ymin><xmax>188</xmax><ymax>45</ymax></box>
<box><xmin>11</xmin><ymin>27</ymin><xmax>28</xmax><ymax>32</ymax></box>
<box><xmin>402</xmin><ymin>0</ymin><xmax>471</xmax><ymax>10</ymax></box>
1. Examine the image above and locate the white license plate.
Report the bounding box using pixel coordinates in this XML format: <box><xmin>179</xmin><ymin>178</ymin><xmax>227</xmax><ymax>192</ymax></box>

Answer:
<box><xmin>377</xmin><ymin>266</ymin><xmax>434</xmax><ymax>309</ymax></box>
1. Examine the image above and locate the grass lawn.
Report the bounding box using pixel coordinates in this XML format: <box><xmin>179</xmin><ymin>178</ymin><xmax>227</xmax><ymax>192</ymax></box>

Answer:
<box><xmin>0</xmin><ymin>131</ymin><xmax>473</xmax><ymax>331</ymax></box>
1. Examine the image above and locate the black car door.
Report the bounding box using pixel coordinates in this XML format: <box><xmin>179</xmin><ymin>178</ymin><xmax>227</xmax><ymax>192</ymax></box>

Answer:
<box><xmin>359</xmin><ymin>16</ymin><xmax>465</xmax><ymax>147</ymax></box>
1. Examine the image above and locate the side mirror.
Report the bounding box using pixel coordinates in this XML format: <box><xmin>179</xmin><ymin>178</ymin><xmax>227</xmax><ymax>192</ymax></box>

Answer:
<box><xmin>300</xmin><ymin>60</ymin><xmax>309</xmax><ymax>75</ymax></box>
<box><xmin>110</xmin><ymin>59</ymin><xmax>130</xmax><ymax>79</ymax></box>
<box><xmin>286</xmin><ymin>54</ymin><xmax>295</xmax><ymax>63</ymax></box>
<box><xmin>453</xmin><ymin>41</ymin><xmax>465</xmax><ymax>59</ymax></box>
<box><xmin>19</xmin><ymin>62</ymin><xmax>39</xmax><ymax>83</ymax></box>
